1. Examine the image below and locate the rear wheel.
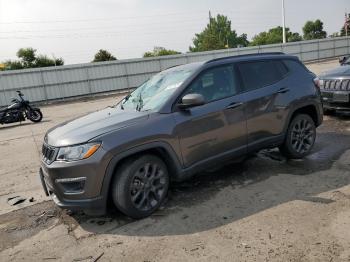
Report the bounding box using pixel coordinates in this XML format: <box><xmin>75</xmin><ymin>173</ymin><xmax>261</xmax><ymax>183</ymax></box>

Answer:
<box><xmin>280</xmin><ymin>114</ymin><xmax>316</xmax><ymax>159</ymax></box>
<box><xmin>28</xmin><ymin>109</ymin><xmax>43</xmax><ymax>123</ymax></box>
<box><xmin>111</xmin><ymin>154</ymin><xmax>169</xmax><ymax>219</ymax></box>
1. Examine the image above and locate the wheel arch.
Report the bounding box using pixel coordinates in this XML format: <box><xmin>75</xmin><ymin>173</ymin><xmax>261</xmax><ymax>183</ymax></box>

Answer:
<box><xmin>100</xmin><ymin>142</ymin><xmax>183</xmax><ymax>205</ymax></box>
<box><xmin>284</xmin><ymin>103</ymin><xmax>322</xmax><ymax>133</ymax></box>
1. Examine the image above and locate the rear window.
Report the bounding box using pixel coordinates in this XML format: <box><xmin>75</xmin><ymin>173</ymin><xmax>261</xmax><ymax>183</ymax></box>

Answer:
<box><xmin>238</xmin><ymin>60</ymin><xmax>289</xmax><ymax>91</ymax></box>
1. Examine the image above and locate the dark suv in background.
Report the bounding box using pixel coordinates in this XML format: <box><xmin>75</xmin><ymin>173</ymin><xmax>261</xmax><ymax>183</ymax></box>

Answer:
<box><xmin>318</xmin><ymin>64</ymin><xmax>350</xmax><ymax>113</ymax></box>
<box><xmin>40</xmin><ymin>53</ymin><xmax>323</xmax><ymax>218</ymax></box>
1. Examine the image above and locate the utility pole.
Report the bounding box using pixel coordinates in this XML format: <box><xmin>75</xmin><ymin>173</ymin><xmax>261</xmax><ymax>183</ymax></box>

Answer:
<box><xmin>345</xmin><ymin>13</ymin><xmax>349</xmax><ymax>37</ymax></box>
<box><xmin>209</xmin><ymin>10</ymin><xmax>212</xmax><ymax>29</ymax></box>
<box><xmin>282</xmin><ymin>0</ymin><xmax>286</xmax><ymax>43</ymax></box>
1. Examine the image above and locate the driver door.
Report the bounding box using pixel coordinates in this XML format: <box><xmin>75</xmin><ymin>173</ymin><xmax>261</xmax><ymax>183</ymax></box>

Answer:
<box><xmin>173</xmin><ymin>64</ymin><xmax>247</xmax><ymax>168</ymax></box>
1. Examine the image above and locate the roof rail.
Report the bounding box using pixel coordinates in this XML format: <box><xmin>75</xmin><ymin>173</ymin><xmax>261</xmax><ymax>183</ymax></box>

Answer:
<box><xmin>205</xmin><ymin>52</ymin><xmax>285</xmax><ymax>64</ymax></box>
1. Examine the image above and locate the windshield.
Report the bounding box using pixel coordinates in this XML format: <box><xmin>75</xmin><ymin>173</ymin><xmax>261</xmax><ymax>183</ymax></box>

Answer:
<box><xmin>120</xmin><ymin>66</ymin><xmax>196</xmax><ymax>112</ymax></box>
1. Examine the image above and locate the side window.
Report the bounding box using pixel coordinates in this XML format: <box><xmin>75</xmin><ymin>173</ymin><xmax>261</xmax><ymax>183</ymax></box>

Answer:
<box><xmin>238</xmin><ymin>60</ymin><xmax>288</xmax><ymax>91</ymax></box>
<box><xmin>275</xmin><ymin>60</ymin><xmax>289</xmax><ymax>76</ymax></box>
<box><xmin>283</xmin><ymin>59</ymin><xmax>309</xmax><ymax>73</ymax></box>
<box><xmin>185</xmin><ymin>65</ymin><xmax>238</xmax><ymax>103</ymax></box>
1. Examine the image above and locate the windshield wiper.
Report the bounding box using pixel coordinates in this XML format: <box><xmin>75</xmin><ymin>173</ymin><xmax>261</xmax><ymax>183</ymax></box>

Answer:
<box><xmin>120</xmin><ymin>94</ymin><xmax>132</xmax><ymax>110</ymax></box>
<box><xmin>136</xmin><ymin>92</ymin><xmax>144</xmax><ymax>111</ymax></box>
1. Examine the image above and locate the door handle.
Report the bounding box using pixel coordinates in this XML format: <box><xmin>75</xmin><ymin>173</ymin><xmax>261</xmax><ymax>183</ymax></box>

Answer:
<box><xmin>226</xmin><ymin>102</ymin><xmax>243</xmax><ymax>110</ymax></box>
<box><xmin>277</xmin><ymin>87</ymin><xmax>290</xmax><ymax>94</ymax></box>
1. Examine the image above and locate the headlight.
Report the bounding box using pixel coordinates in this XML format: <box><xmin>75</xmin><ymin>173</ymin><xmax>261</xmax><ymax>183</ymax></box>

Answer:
<box><xmin>56</xmin><ymin>143</ymin><xmax>101</xmax><ymax>161</ymax></box>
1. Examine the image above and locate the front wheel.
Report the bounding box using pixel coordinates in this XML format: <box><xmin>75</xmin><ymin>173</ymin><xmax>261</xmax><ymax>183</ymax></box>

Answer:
<box><xmin>279</xmin><ymin>114</ymin><xmax>316</xmax><ymax>159</ymax></box>
<box><xmin>111</xmin><ymin>155</ymin><xmax>169</xmax><ymax>219</ymax></box>
<box><xmin>28</xmin><ymin>109</ymin><xmax>43</xmax><ymax>123</ymax></box>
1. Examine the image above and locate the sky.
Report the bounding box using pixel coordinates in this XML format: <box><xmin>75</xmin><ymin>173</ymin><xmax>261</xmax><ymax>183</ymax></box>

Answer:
<box><xmin>0</xmin><ymin>0</ymin><xmax>348</xmax><ymax>65</ymax></box>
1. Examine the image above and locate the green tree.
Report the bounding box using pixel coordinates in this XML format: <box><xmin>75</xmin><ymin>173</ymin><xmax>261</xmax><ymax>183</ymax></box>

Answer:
<box><xmin>92</xmin><ymin>49</ymin><xmax>117</xmax><ymax>62</ymax></box>
<box><xmin>35</xmin><ymin>55</ymin><xmax>64</xmax><ymax>67</ymax></box>
<box><xmin>303</xmin><ymin>19</ymin><xmax>327</xmax><ymax>40</ymax></box>
<box><xmin>1</xmin><ymin>48</ymin><xmax>64</xmax><ymax>70</ymax></box>
<box><xmin>143</xmin><ymin>47</ymin><xmax>181</xmax><ymax>58</ymax></box>
<box><xmin>189</xmin><ymin>14</ymin><xmax>249</xmax><ymax>52</ymax></box>
<box><xmin>289</xmin><ymin>32</ymin><xmax>303</xmax><ymax>42</ymax></box>
<box><xmin>250</xmin><ymin>26</ymin><xmax>302</xmax><ymax>46</ymax></box>
<box><xmin>330</xmin><ymin>32</ymin><xmax>341</xmax><ymax>38</ymax></box>
<box><xmin>2</xmin><ymin>60</ymin><xmax>24</xmax><ymax>70</ymax></box>
<box><xmin>16</xmin><ymin>48</ymin><xmax>37</xmax><ymax>68</ymax></box>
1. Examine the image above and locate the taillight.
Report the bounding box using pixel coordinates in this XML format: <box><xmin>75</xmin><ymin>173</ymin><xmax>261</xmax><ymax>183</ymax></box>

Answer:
<box><xmin>313</xmin><ymin>77</ymin><xmax>324</xmax><ymax>91</ymax></box>
<box><xmin>313</xmin><ymin>77</ymin><xmax>323</xmax><ymax>98</ymax></box>
<box><xmin>313</xmin><ymin>77</ymin><xmax>320</xmax><ymax>89</ymax></box>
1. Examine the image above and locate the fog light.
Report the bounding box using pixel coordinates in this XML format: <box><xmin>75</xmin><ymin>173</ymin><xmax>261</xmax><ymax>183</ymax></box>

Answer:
<box><xmin>56</xmin><ymin>177</ymin><xmax>86</xmax><ymax>183</ymax></box>
<box><xmin>56</xmin><ymin>177</ymin><xmax>86</xmax><ymax>194</ymax></box>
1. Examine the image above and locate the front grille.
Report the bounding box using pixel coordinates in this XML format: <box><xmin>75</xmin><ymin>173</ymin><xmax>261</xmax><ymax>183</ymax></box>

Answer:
<box><xmin>42</xmin><ymin>144</ymin><xmax>57</xmax><ymax>164</ymax></box>
<box><xmin>323</xmin><ymin>79</ymin><xmax>350</xmax><ymax>91</ymax></box>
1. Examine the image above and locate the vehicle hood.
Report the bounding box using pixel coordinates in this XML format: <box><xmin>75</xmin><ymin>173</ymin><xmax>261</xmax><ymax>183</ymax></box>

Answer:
<box><xmin>46</xmin><ymin>107</ymin><xmax>149</xmax><ymax>147</ymax></box>
<box><xmin>319</xmin><ymin>65</ymin><xmax>350</xmax><ymax>78</ymax></box>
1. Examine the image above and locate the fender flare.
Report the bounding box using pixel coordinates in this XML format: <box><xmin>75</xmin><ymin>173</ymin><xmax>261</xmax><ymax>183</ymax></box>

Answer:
<box><xmin>99</xmin><ymin>141</ymin><xmax>183</xmax><ymax>201</ymax></box>
<box><xmin>283</xmin><ymin>101</ymin><xmax>322</xmax><ymax>134</ymax></box>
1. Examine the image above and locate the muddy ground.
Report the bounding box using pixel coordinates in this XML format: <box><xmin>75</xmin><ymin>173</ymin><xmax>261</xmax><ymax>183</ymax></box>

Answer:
<box><xmin>1</xmin><ymin>59</ymin><xmax>350</xmax><ymax>261</ymax></box>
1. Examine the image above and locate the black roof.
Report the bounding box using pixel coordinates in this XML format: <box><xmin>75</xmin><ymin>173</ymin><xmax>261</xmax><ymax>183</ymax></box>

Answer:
<box><xmin>205</xmin><ymin>52</ymin><xmax>287</xmax><ymax>64</ymax></box>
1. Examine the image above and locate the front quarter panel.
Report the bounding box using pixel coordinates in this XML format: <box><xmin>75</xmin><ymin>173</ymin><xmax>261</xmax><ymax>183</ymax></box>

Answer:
<box><xmin>90</xmin><ymin>112</ymin><xmax>184</xmax><ymax>200</ymax></box>
<box><xmin>96</xmin><ymin>113</ymin><xmax>180</xmax><ymax>157</ymax></box>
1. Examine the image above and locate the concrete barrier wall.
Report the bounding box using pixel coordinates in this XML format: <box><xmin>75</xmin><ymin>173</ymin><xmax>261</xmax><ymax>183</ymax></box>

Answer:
<box><xmin>1</xmin><ymin>36</ymin><xmax>349</xmax><ymax>106</ymax></box>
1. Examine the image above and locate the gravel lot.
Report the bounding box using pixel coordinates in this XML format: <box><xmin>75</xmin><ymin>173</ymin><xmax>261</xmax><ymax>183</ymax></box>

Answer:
<box><xmin>1</xmin><ymin>59</ymin><xmax>350</xmax><ymax>262</ymax></box>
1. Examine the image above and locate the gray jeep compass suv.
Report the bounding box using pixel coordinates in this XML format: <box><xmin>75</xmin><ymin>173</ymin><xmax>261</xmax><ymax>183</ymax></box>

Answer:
<box><xmin>318</xmin><ymin>64</ymin><xmax>350</xmax><ymax>113</ymax></box>
<box><xmin>40</xmin><ymin>53</ymin><xmax>323</xmax><ymax>218</ymax></box>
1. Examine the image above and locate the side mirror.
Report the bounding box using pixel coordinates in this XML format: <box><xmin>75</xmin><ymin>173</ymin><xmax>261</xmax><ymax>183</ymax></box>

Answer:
<box><xmin>178</xmin><ymin>93</ymin><xmax>205</xmax><ymax>109</ymax></box>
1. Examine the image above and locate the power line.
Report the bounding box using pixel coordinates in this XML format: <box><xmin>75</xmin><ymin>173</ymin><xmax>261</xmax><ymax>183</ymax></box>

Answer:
<box><xmin>0</xmin><ymin>23</ymin><xmax>283</xmax><ymax>40</ymax></box>
<box><xmin>0</xmin><ymin>17</ymin><xmax>281</xmax><ymax>40</ymax></box>
<box><xmin>0</xmin><ymin>27</ymin><xmax>205</xmax><ymax>40</ymax></box>
<box><xmin>0</xmin><ymin>16</ymin><xmax>280</xmax><ymax>35</ymax></box>
<box><xmin>0</xmin><ymin>10</ymin><xmax>204</xmax><ymax>24</ymax></box>
<box><xmin>0</xmin><ymin>17</ymin><xmax>208</xmax><ymax>34</ymax></box>
<box><xmin>0</xmin><ymin>9</ymin><xmax>280</xmax><ymax>25</ymax></box>
<box><xmin>0</xmin><ymin>9</ymin><xmax>283</xmax><ymax>63</ymax></box>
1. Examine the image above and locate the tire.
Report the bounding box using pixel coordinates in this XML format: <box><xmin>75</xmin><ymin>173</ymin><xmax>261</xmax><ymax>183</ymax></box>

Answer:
<box><xmin>279</xmin><ymin>114</ymin><xmax>316</xmax><ymax>159</ymax></box>
<box><xmin>28</xmin><ymin>109</ymin><xmax>43</xmax><ymax>123</ymax></box>
<box><xmin>111</xmin><ymin>154</ymin><xmax>169</xmax><ymax>219</ymax></box>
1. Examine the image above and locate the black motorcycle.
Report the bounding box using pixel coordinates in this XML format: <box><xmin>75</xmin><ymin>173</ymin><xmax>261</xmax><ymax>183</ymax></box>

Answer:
<box><xmin>0</xmin><ymin>91</ymin><xmax>43</xmax><ymax>125</ymax></box>
<box><xmin>339</xmin><ymin>55</ymin><xmax>350</xmax><ymax>66</ymax></box>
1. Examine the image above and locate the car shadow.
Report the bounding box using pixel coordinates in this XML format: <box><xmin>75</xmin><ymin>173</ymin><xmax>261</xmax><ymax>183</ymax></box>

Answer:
<box><xmin>325</xmin><ymin>111</ymin><xmax>350</xmax><ymax>119</ymax></box>
<box><xmin>64</xmin><ymin>131</ymin><xmax>350</xmax><ymax>237</ymax></box>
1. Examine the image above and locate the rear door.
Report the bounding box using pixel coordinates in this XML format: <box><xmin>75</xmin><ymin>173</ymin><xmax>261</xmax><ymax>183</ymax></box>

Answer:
<box><xmin>236</xmin><ymin>59</ymin><xmax>291</xmax><ymax>150</ymax></box>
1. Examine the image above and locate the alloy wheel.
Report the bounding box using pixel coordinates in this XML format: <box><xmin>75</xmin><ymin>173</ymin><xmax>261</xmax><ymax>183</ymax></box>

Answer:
<box><xmin>130</xmin><ymin>162</ymin><xmax>167</xmax><ymax>212</ymax></box>
<box><xmin>290</xmin><ymin>118</ymin><xmax>315</xmax><ymax>154</ymax></box>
